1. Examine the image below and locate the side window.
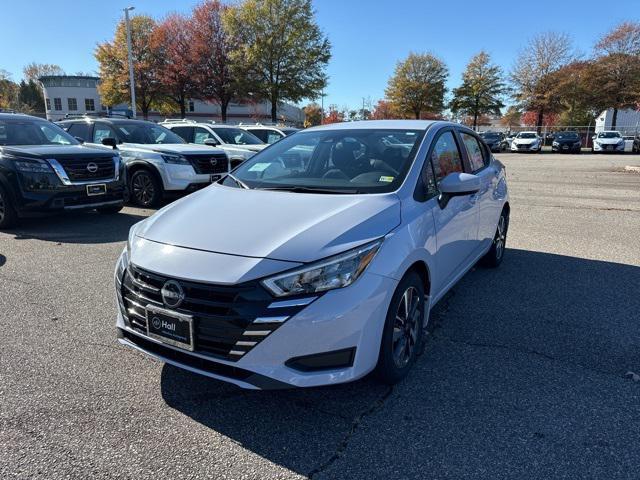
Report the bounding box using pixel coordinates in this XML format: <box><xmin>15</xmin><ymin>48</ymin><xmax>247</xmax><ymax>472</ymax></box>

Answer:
<box><xmin>39</xmin><ymin>124</ymin><xmax>73</xmax><ymax>145</ymax></box>
<box><xmin>93</xmin><ymin>123</ymin><xmax>118</xmax><ymax>143</ymax></box>
<box><xmin>193</xmin><ymin>127</ymin><xmax>214</xmax><ymax>144</ymax></box>
<box><xmin>171</xmin><ymin>126</ymin><xmax>194</xmax><ymax>143</ymax></box>
<box><xmin>460</xmin><ymin>132</ymin><xmax>488</xmax><ymax>172</ymax></box>
<box><xmin>249</xmin><ymin>129</ymin><xmax>268</xmax><ymax>142</ymax></box>
<box><xmin>67</xmin><ymin>123</ymin><xmax>90</xmax><ymax>141</ymax></box>
<box><xmin>430</xmin><ymin>131</ymin><xmax>463</xmax><ymax>183</ymax></box>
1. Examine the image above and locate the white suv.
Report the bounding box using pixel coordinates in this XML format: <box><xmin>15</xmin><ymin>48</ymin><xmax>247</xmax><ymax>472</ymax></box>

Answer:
<box><xmin>115</xmin><ymin>120</ymin><xmax>510</xmax><ymax>389</ymax></box>
<box><xmin>58</xmin><ymin>118</ymin><xmax>229</xmax><ymax>207</ymax></box>
<box><xmin>239</xmin><ymin>124</ymin><xmax>300</xmax><ymax>144</ymax></box>
<box><xmin>162</xmin><ymin>120</ymin><xmax>266</xmax><ymax>169</ymax></box>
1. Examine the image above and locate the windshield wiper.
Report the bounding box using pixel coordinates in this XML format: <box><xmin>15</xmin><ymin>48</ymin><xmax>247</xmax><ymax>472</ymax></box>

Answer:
<box><xmin>226</xmin><ymin>173</ymin><xmax>249</xmax><ymax>189</ymax></box>
<box><xmin>257</xmin><ymin>186</ymin><xmax>360</xmax><ymax>194</ymax></box>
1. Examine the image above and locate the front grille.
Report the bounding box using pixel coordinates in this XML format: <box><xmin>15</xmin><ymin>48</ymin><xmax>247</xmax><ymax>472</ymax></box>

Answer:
<box><xmin>184</xmin><ymin>154</ymin><xmax>228</xmax><ymax>174</ymax></box>
<box><xmin>119</xmin><ymin>266</ymin><xmax>309</xmax><ymax>362</ymax></box>
<box><xmin>56</xmin><ymin>157</ymin><xmax>116</xmax><ymax>181</ymax></box>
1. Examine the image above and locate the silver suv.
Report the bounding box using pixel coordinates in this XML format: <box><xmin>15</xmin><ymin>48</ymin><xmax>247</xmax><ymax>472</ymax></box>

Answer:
<box><xmin>58</xmin><ymin>117</ymin><xmax>229</xmax><ymax>207</ymax></box>
<box><xmin>161</xmin><ymin>120</ymin><xmax>266</xmax><ymax>169</ymax></box>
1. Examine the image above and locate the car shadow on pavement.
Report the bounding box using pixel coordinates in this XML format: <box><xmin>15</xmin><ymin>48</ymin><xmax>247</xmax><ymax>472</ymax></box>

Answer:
<box><xmin>5</xmin><ymin>210</ymin><xmax>149</xmax><ymax>244</ymax></box>
<box><xmin>160</xmin><ymin>248</ymin><xmax>640</xmax><ymax>478</ymax></box>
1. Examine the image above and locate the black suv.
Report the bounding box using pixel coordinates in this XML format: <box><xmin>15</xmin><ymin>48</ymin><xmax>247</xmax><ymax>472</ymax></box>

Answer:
<box><xmin>0</xmin><ymin>113</ymin><xmax>125</xmax><ymax>228</ymax></box>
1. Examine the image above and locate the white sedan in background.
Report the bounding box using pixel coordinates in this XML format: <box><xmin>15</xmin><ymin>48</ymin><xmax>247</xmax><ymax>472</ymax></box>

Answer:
<box><xmin>592</xmin><ymin>131</ymin><xmax>625</xmax><ymax>153</ymax></box>
<box><xmin>511</xmin><ymin>131</ymin><xmax>542</xmax><ymax>153</ymax></box>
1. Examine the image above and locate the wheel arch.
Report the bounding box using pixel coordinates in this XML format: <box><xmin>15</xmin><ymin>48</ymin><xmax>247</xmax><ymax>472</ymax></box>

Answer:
<box><xmin>127</xmin><ymin>161</ymin><xmax>163</xmax><ymax>185</ymax></box>
<box><xmin>404</xmin><ymin>260</ymin><xmax>432</xmax><ymax>298</ymax></box>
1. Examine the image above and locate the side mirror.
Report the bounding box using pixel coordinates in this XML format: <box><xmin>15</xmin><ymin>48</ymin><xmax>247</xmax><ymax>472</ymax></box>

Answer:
<box><xmin>102</xmin><ymin>137</ymin><xmax>118</xmax><ymax>149</ymax></box>
<box><xmin>591</xmin><ymin>135</ymin><xmax>597</xmax><ymax>140</ymax></box>
<box><xmin>204</xmin><ymin>138</ymin><xmax>220</xmax><ymax>147</ymax></box>
<box><xmin>74</xmin><ymin>136</ymin><xmax>84</xmax><ymax>144</ymax></box>
<box><xmin>438</xmin><ymin>172</ymin><xmax>481</xmax><ymax>209</ymax></box>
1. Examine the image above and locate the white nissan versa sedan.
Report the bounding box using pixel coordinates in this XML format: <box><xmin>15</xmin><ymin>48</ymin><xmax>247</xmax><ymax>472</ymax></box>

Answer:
<box><xmin>115</xmin><ymin>120</ymin><xmax>510</xmax><ymax>389</ymax></box>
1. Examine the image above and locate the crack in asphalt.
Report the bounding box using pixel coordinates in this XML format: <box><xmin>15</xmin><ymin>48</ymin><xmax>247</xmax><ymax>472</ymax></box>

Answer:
<box><xmin>437</xmin><ymin>334</ymin><xmax>633</xmax><ymax>381</ymax></box>
<box><xmin>307</xmin><ymin>386</ymin><xmax>394</xmax><ymax>479</ymax></box>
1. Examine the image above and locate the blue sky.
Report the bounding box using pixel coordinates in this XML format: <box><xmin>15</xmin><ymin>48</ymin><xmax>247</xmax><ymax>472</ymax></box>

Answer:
<box><xmin>0</xmin><ymin>0</ymin><xmax>637</xmax><ymax>109</ymax></box>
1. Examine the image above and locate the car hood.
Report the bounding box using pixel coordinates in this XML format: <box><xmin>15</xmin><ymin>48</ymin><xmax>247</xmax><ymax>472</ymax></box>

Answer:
<box><xmin>513</xmin><ymin>138</ymin><xmax>538</xmax><ymax>144</ymax></box>
<box><xmin>224</xmin><ymin>143</ymin><xmax>266</xmax><ymax>152</ymax></box>
<box><xmin>595</xmin><ymin>138</ymin><xmax>623</xmax><ymax>144</ymax></box>
<box><xmin>1</xmin><ymin>144</ymin><xmax>116</xmax><ymax>159</ymax></box>
<box><xmin>121</xmin><ymin>143</ymin><xmax>226</xmax><ymax>155</ymax></box>
<box><xmin>136</xmin><ymin>185</ymin><xmax>401</xmax><ymax>263</ymax></box>
<box><xmin>555</xmin><ymin>138</ymin><xmax>580</xmax><ymax>144</ymax></box>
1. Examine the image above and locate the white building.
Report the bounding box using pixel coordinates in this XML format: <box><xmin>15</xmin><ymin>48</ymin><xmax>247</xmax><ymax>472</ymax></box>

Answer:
<box><xmin>39</xmin><ymin>76</ymin><xmax>106</xmax><ymax>120</ymax></box>
<box><xmin>595</xmin><ymin>108</ymin><xmax>640</xmax><ymax>134</ymax></box>
<box><xmin>39</xmin><ymin>75</ymin><xmax>304</xmax><ymax>125</ymax></box>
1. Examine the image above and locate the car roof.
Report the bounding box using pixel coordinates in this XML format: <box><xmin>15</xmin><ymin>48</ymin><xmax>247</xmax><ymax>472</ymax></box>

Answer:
<box><xmin>305</xmin><ymin>120</ymin><xmax>439</xmax><ymax>132</ymax></box>
<box><xmin>58</xmin><ymin>117</ymin><xmax>155</xmax><ymax>125</ymax></box>
<box><xmin>0</xmin><ymin>112</ymin><xmax>44</xmax><ymax>121</ymax></box>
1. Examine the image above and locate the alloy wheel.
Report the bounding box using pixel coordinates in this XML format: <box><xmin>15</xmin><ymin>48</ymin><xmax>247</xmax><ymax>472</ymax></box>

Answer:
<box><xmin>392</xmin><ymin>286</ymin><xmax>422</xmax><ymax>368</ymax></box>
<box><xmin>495</xmin><ymin>214</ymin><xmax>507</xmax><ymax>260</ymax></box>
<box><xmin>132</xmin><ymin>173</ymin><xmax>155</xmax><ymax>206</ymax></box>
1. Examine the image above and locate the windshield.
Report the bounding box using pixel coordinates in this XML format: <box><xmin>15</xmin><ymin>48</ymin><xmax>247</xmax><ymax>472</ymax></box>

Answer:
<box><xmin>117</xmin><ymin>123</ymin><xmax>186</xmax><ymax>144</ymax></box>
<box><xmin>517</xmin><ymin>132</ymin><xmax>537</xmax><ymax>139</ymax></box>
<box><xmin>222</xmin><ymin>129</ymin><xmax>425</xmax><ymax>193</ymax></box>
<box><xmin>598</xmin><ymin>132</ymin><xmax>621</xmax><ymax>138</ymax></box>
<box><xmin>0</xmin><ymin>118</ymin><xmax>78</xmax><ymax>146</ymax></box>
<box><xmin>556</xmin><ymin>132</ymin><xmax>579</xmax><ymax>140</ymax></box>
<box><xmin>213</xmin><ymin>127</ymin><xmax>263</xmax><ymax>145</ymax></box>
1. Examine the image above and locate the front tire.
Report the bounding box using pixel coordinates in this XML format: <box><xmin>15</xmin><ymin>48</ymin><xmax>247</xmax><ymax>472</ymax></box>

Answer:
<box><xmin>0</xmin><ymin>184</ymin><xmax>17</xmax><ymax>229</ymax></box>
<box><xmin>481</xmin><ymin>208</ymin><xmax>509</xmax><ymax>268</ymax></box>
<box><xmin>376</xmin><ymin>271</ymin><xmax>425</xmax><ymax>385</ymax></box>
<box><xmin>130</xmin><ymin>169</ymin><xmax>162</xmax><ymax>208</ymax></box>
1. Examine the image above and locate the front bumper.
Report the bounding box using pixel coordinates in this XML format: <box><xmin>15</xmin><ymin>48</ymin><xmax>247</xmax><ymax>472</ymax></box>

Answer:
<box><xmin>552</xmin><ymin>143</ymin><xmax>581</xmax><ymax>152</ymax></box>
<box><xmin>159</xmin><ymin>164</ymin><xmax>224</xmax><ymax>191</ymax></box>
<box><xmin>115</xmin><ymin>254</ymin><xmax>397</xmax><ymax>389</ymax></box>
<box><xmin>9</xmin><ymin>171</ymin><xmax>125</xmax><ymax>216</ymax></box>
<box><xmin>593</xmin><ymin>143</ymin><xmax>625</xmax><ymax>153</ymax></box>
<box><xmin>511</xmin><ymin>143</ymin><xmax>540</xmax><ymax>152</ymax></box>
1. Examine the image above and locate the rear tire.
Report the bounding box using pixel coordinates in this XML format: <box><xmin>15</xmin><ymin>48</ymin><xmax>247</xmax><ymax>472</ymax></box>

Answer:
<box><xmin>129</xmin><ymin>169</ymin><xmax>162</xmax><ymax>208</ymax></box>
<box><xmin>96</xmin><ymin>205</ymin><xmax>124</xmax><ymax>214</ymax></box>
<box><xmin>376</xmin><ymin>271</ymin><xmax>425</xmax><ymax>385</ymax></box>
<box><xmin>0</xmin><ymin>184</ymin><xmax>18</xmax><ymax>229</ymax></box>
<box><xmin>481</xmin><ymin>208</ymin><xmax>509</xmax><ymax>268</ymax></box>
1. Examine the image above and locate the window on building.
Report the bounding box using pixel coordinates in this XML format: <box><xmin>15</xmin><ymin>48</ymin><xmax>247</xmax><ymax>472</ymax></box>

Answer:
<box><xmin>53</xmin><ymin>98</ymin><xmax>62</xmax><ymax>111</ymax></box>
<box><xmin>68</xmin><ymin>98</ymin><xmax>78</xmax><ymax>111</ymax></box>
<box><xmin>101</xmin><ymin>104</ymin><xmax>107</xmax><ymax>111</ymax></box>
<box><xmin>45</xmin><ymin>98</ymin><xmax>51</xmax><ymax>111</ymax></box>
<box><xmin>85</xmin><ymin>99</ymin><xmax>95</xmax><ymax>111</ymax></box>
<box><xmin>188</xmin><ymin>101</ymin><xmax>195</xmax><ymax>112</ymax></box>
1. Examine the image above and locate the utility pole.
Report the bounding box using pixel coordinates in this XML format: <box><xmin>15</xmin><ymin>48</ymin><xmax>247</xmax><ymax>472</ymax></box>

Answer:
<box><xmin>124</xmin><ymin>6</ymin><xmax>137</xmax><ymax>118</ymax></box>
<box><xmin>320</xmin><ymin>88</ymin><xmax>325</xmax><ymax>125</ymax></box>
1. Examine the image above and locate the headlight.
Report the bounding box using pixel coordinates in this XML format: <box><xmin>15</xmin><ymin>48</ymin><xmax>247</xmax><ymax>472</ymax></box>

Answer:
<box><xmin>161</xmin><ymin>153</ymin><xmax>189</xmax><ymax>164</ymax></box>
<box><xmin>617</xmin><ymin>139</ymin><xmax>624</xmax><ymax>145</ymax></box>
<box><xmin>13</xmin><ymin>158</ymin><xmax>54</xmax><ymax>173</ymax></box>
<box><xmin>116</xmin><ymin>247</ymin><xmax>129</xmax><ymax>279</ymax></box>
<box><xmin>552</xmin><ymin>141</ymin><xmax>559</xmax><ymax>147</ymax></box>
<box><xmin>574</xmin><ymin>141</ymin><xmax>582</xmax><ymax>146</ymax></box>
<box><xmin>262</xmin><ymin>239</ymin><xmax>383</xmax><ymax>297</ymax></box>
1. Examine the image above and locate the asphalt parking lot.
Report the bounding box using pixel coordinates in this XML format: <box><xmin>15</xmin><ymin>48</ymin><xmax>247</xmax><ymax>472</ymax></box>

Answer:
<box><xmin>1</xmin><ymin>153</ymin><xmax>640</xmax><ymax>479</ymax></box>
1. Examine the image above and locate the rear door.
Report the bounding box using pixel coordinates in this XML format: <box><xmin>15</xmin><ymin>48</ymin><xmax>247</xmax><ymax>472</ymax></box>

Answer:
<box><xmin>427</xmin><ymin>129</ymin><xmax>480</xmax><ymax>295</ymax></box>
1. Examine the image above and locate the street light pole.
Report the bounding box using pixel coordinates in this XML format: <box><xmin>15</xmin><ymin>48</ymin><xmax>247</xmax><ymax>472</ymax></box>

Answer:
<box><xmin>124</xmin><ymin>6</ymin><xmax>137</xmax><ymax>118</ymax></box>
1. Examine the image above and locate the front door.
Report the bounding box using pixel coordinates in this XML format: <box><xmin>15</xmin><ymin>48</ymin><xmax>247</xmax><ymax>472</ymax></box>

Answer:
<box><xmin>427</xmin><ymin>129</ymin><xmax>480</xmax><ymax>296</ymax></box>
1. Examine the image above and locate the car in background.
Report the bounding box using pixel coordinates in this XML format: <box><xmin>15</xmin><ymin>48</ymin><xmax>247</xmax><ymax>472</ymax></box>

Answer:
<box><xmin>479</xmin><ymin>131</ymin><xmax>508</xmax><ymax>152</ymax></box>
<box><xmin>115</xmin><ymin>120</ymin><xmax>510</xmax><ymax>389</ymax></box>
<box><xmin>58</xmin><ymin>117</ymin><xmax>229</xmax><ymax>207</ymax></box>
<box><xmin>0</xmin><ymin>113</ymin><xmax>125</xmax><ymax>228</ymax></box>
<box><xmin>622</xmin><ymin>135</ymin><xmax>635</xmax><ymax>153</ymax></box>
<box><xmin>239</xmin><ymin>124</ymin><xmax>300</xmax><ymax>144</ymax></box>
<box><xmin>161</xmin><ymin>120</ymin><xmax>266</xmax><ymax>169</ymax></box>
<box><xmin>504</xmin><ymin>132</ymin><xmax>517</xmax><ymax>149</ymax></box>
<box><xmin>511</xmin><ymin>131</ymin><xmax>542</xmax><ymax>153</ymax></box>
<box><xmin>591</xmin><ymin>131</ymin><xmax>625</xmax><ymax>153</ymax></box>
<box><xmin>552</xmin><ymin>131</ymin><xmax>582</xmax><ymax>153</ymax></box>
